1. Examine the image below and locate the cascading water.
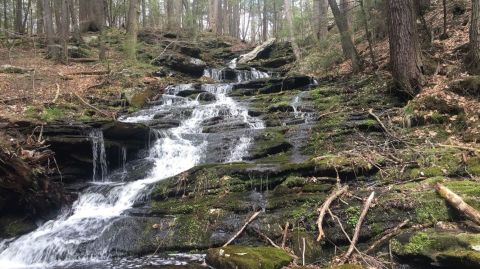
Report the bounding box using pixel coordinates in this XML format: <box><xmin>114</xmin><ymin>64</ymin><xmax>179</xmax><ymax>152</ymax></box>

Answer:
<box><xmin>89</xmin><ymin>129</ymin><xmax>108</xmax><ymax>182</ymax></box>
<box><xmin>0</xmin><ymin>64</ymin><xmax>266</xmax><ymax>269</ymax></box>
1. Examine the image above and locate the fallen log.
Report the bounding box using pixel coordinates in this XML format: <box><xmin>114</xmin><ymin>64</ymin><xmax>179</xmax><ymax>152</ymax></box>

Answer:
<box><xmin>69</xmin><ymin>58</ymin><xmax>98</xmax><ymax>63</ymax></box>
<box><xmin>238</xmin><ymin>38</ymin><xmax>276</xmax><ymax>64</ymax></box>
<box><xmin>436</xmin><ymin>183</ymin><xmax>480</xmax><ymax>225</ymax></box>
<box><xmin>67</xmin><ymin>70</ymin><xmax>110</xmax><ymax>76</ymax></box>
<box><xmin>316</xmin><ymin>185</ymin><xmax>349</xmax><ymax>241</ymax></box>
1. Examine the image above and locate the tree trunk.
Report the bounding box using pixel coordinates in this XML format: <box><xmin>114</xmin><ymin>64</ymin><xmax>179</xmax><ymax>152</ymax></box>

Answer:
<box><xmin>43</xmin><ymin>0</ymin><xmax>55</xmax><ymax>56</ymax></box>
<box><xmin>79</xmin><ymin>0</ymin><xmax>105</xmax><ymax>32</ymax></box>
<box><xmin>61</xmin><ymin>0</ymin><xmax>69</xmax><ymax>63</ymax></box>
<box><xmin>328</xmin><ymin>0</ymin><xmax>362</xmax><ymax>72</ymax></box>
<box><xmin>141</xmin><ymin>0</ymin><xmax>146</xmax><ymax>28</ymax></box>
<box><xmin>386</xmin><ymin>0</ymin><xmax>424</xmax><ymax>96</ymax></box>
<box><xmin>359</xmin><ymin>0</ymin><xmax>377</xmax><ymax>67</ymax></box>
<box><xmin>262</xmin><ymin>0</ymin><xmax>268</xmax><ymax>41</ymax></box>
<box><xmin>15</xmin><ymin>0</ymin><xmax>23</xmax><ymax>33</ymax></box>
<box><xmin>284</xmin><ymin>0</ymin><xmax>301</xmax><ymax>59</ymax></box>
<box><xmin>313</xmin><ymin>0</ymin><xmax>328</xmax><ymax>41</ymax></box>
<box><xmin>469</xmin><ymin>0</ymin><xmax>480</xmax><ymax>74</ymax></box>
<box><xmin>36</xmin><ymin>0</ymin><xmax>44</xmax><ymax>34</ymax></box>
<box><xmin>69</xmin><ymin>0</ymin><xmax>81</xmax><ymax>43</ymax></box>
<box><xmin>209</xmin><ymin>0</ymin><xmax>222</xmax><ymax>34</ymax></box>
<box><xmin>165</xmin><ymin>0</ymin><xmax>174</xmax><ymax>31</ymax></box>
<box><xmin>340</xmin><ymin>0</ymin><xmax>351</xmax><ymax>26</ymax></box>
<box><xmin>126</xmin><ymin>0</ymin><xmax>139</xmax><ymax>61</ymax></box>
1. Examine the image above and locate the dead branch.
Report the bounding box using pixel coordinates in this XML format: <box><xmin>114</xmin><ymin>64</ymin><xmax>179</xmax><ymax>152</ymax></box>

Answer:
<box><xmin>316</xmin><ymin>185</ymin><xmax>349</xmax><ymax>242</ymax></box>
<box><xmin>52</xmin><ymin>84</ymin><xmax>60</xmax><ymax>103</ymax></box>
<box><xmin>67</xmin><ymin>70</ymin><xmax>110</xmax><ymax>76</ymax></box>
<box><xmin>281</xmin><ymin>222</ymin><xmax>289</xmax><ymax>248</ymax></box>
<box><xmin>365</xmin><ymin>219</ymin><xmax>410</xmax><ymax>254</ymax></box>
<box><xmin>437</xmin><ymin>144</ymin><xmax>480</xmax><ymax>154</ymax></box>
<box><xmin>73</xmin><ymin>92</ymin><xmax>114</xmax><ymax>120</ymax></box>
<box><xmin>223</xmin><ymin>211</ymin><xmax>261</xmax><ymax>247</ymax></box>
<box><xmin>69</xmin><ymin>58</ymin><xmax>98</xmax><ymax>63</ymax></box>
<box><xmin>339</xmin><ymin>191</ymin><xmax>375</xmax><ymax>265</ymax></box>
<box><xmin>368</xmin><ymin>109</ymin><xmax>397</xmax><ymax>139</ymax></box>
<box><xmin>436</xmin><ymin>183</ymin><xmax>480</xmax><ymax>225</ymax></box>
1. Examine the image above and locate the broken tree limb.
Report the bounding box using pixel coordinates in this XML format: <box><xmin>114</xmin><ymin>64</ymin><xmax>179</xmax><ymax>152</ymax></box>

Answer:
<box><xmin>436</xmin><ymin>183</ymin><xmax>480</xmax><ymax>225</ymax></box>
<box><xmin>238</xmin><ymin>38</ymin><xmax>276</xmax><ymax>64</ymax></box>
<box><xmin>368</xmin><ymin>108</ymin><xmax>395</xmax><ymax>138</ymax></box>
<box><xmin>365</xmin><ymin>219</ymin><xmax>410</xmax><ymax>254</ymax></box>
<box><xmin>339</xmin><ymin>191</ymin><xmax>375</xmax><ymax>265</ymax></box>
<box><xmin>67</xmin><ymin>70</ymin><xmax>110</xmax><ymax>76</ymax></box>
<box><xmin>251</xmin><ymin>227</ymin><xmax>281</xmax><ymax>249</ymax></box>
<box><xmin>73</xmin><ymin>92</ymin><xmax>114</xmax><ymax>120</ymax></box>
<box><xmin>316</xmin><ymin>185</ymin><xmax>349</xmax><ymax>242</ymax></box>
<box><xmin>223</xmin><ymin>211</ymin><xmax>261</xmax><ymax>247</ymax></box>
<box><xmin>69</xmin><ymin>58</ymin><xmax>99</xmax><ymax>63</ymax></box>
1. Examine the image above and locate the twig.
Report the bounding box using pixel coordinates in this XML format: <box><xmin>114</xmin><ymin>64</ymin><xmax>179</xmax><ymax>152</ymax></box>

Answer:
<box><xmin>302</xmin><ymin>237</ymin><xmax>306</xmax><ymax>266</ymax></box>
<box><xmin>436</xmin><ymin>183</ymin><xmax>480</xmax><ymax>225</ymax></box>
<box><xmin>339</xmin><ymin>191</ymin><xmax>375</xmax><ymax>264</ymax></box>
<box><xmin>223</xmin><ymin>211</ymin><xmax>261</xmax><ymax>247</ymax></box>
<box><xmin>365</xmin><ymin>219</ymin><xmax>410</xmax><ymax>254</ymax></box>
<box><xmin>316</xmin><ymin>185</ymin><xmax>349</xmax><ymax>241</ymax></box>
<box><xmin>368</xmin><ymin>109</ymin><xmax>395</xmax><ymax>138</ymax></box>
<box><xmin>73</xmin><ymin>92</ymin><xmax>114</xmax><ymax>120</ymax></box>
<box><xmin>150</xmin><ymin>41</ymin><xmax>176</xmax><ymax>64</ymax></box>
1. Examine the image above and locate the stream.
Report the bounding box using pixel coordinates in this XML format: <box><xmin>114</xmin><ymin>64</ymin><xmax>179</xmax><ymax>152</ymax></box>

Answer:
<box><xmin>0</xmin><ymin>63</ymin><xmax>268</xmax><ymax>269</ymax></box>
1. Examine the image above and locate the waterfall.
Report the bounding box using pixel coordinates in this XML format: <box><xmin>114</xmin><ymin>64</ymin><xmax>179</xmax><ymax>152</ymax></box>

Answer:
<box><xmin>0</xmin><ymin>64</ymin><xmax>266</xmax><ymax>269</ymax></box>
<box><xmin>89</xmin><ymin>129</ymin><xmax>108</xmax><ymax>182</ymax></box>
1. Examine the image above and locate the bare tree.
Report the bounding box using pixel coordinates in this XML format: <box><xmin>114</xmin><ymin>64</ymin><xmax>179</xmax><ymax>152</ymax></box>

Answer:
<box><xmin>15</xmin><ymin>0</ymin><xmax>23</xmax><ymax>33</ymax></box>
<box><xmin>43</xmin><ymin>0</ymin><xmax>55</xmax><ymax>57</ymax></box>
<box><xmin>313</xmin><ymin>0</ymin><xmax>328</xmax><ymax>41</ymax></box>
<box><xmin>328</xmin><ymin>0</ymin><xmax>362</xmax><ymax>72</ymax></box>
<box><xmin>79</xmin><ymin>0</ymin><xmax>106</xmax><ymax>32</ymax></box>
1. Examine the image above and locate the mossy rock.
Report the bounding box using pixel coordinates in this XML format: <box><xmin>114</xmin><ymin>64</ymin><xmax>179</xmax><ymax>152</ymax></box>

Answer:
<box><xmin>392</xmin><ymin>230</ymin><xmax>480</xmax><ymax>268</ymax></box>
<box><xmin>124</xmin><ymin>87</ymin><xmax>155</xmax><ymax>107</ymax></box>
<box><xmin>267</xmin><ymin>102</ymin><xmax>294</xmax><ymax>113</ymax></box>
<box><xmin>206</xmin><ymin>246</ymin><xmax>293</xmax><ymax>269</ymax></box>
<box><xmin>0</xmin><ymin>216</ymin><xmax>37</xmax><ymax>238</ymax></box>
<box><xmin>247</xmin><ymin>129</ymin><xmax>292</xmax><ymax>160</ymax></box>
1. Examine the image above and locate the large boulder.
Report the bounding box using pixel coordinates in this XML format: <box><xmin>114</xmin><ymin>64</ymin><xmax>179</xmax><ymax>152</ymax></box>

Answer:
<box><xmin>232</xmin><ymin>76</ymin><xmax>312</xmax><ymax>96</ymax></box>
<box><xmin>153</xmin><ymin>52</ymin><xmax>206</xmax><ymax>77</ymax></box>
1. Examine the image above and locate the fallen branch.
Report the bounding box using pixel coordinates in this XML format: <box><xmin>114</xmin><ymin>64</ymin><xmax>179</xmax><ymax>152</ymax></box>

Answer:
<box><xmin>436</xmin><ymin>183</ymin><xmax>480</xmax><ymax>225</ymax></box>
<box><xmin>437</xmin><ymin>144</ymin><xmax>480</xmax><ymax>154</ymax></box>
<box><xmin>339</xmin><ymin>191</ymin><xmax>375</xmax><ymax>265</ymax></box>
<box><xmin>281</xmin><ymin>222</ymin><xmax>289</xmax><ymax>248</ymax></box>
<box><xmin>365</xmin><ymin>219</ymin><xmax>410</xmax><ymax>254</ymax></box>
<box><xmin>67</xmin><ymin>70</ymin><xmax>110</xmax><ymax>76</ymax></box>
<box><xmin>52</xmin><ymin>84</ymin><xmax>60</xmax><ymax>103</ymax></box>
<box><xmin>316</xmin><ymin>185</ymin><xmax>349</xmax><ymax>241</ymax></box>
<box><xmin>69</xmin><ymin>58</ymin><xmax>98</xmax><ymax>63</ymax></box>
<box><xmin>73</xmin><ymin>92</ymin><xmax>114</xmax><ymax>120</ymax></box>
<box><xmin>223</xmin><ymin>211</ymin><xmax>261</xmax><ymax>247</ymax></box>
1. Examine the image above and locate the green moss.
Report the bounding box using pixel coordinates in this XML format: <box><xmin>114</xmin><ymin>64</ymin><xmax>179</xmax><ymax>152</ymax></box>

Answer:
<box><xmin>40</xmin><ymin>107</ymin><xmax>65</xmax><ymax>122</ymax></box>
<box><xmin>267</xmin><ymin>101</ymin><xmax>293</xmax><ymax>113</ymax></box>
<box><xmin>0</xmin><ymin>217</ymin><xmax>36</xmax><ymax>238</ymax></box>
<box><xmin>466</xmin><ymin>157</ymin><xmax>480</xmax><ymax>176</ymax></box>
<box><xmin>346</xmin><ymin>206</ymin><xmax>361</xmax><ymax>227</ymax></box>
<box><xmin>206</xmin><ymin>246</ymin><xmax>293</xmax><ymax>269</ymax></box>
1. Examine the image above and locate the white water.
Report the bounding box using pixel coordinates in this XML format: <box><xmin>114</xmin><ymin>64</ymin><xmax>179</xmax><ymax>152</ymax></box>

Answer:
<box><xmin>0</xmin><ymin>67</ymin><xmax>266</xmax><ymax>269</ymax></box>
<box><xmin>89</xmin><ymin>129</ymin><xmax>108</xmax><ymax>182</ymax></box>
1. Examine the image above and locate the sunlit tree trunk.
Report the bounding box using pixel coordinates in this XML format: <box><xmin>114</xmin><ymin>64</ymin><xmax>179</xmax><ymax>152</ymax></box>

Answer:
<box><xmin>386</xmin><ymin>0</ymin><xmax>424</xmax><ymax>96</ymax></box>
<box><xmin>126</xmin><ymin>0</ymin><xmax>139</xmax><ymax>61</ymax></box>
<box><xmin>469</xmin><ymin>0</ymin><xmax>480</xmax><ymax>74</ymax></box>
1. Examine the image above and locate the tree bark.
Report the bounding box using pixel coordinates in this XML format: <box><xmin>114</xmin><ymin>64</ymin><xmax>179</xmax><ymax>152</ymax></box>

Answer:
<box><xmin>386</xmin><ymin>0</ymin><xmax>424</xmax><ymax>96</ymax></box>
<box><xmin>328</xmin><ymin>0</ymin><xmax>362</xmax><ymax>72</ymax></box>
<box><xmin>43</xmin><ymin>0</ymin><xmax>55</xmax><ymax>57</ymax></box>
<box><xmin>468</xmin><ymin>0</ymin><xmax>480</xmax><ymax>74</ymax></box>
<box><xmin>36</xmin><ymin>0</ymin><xmax>44</xmax><ymax>34</ymax></box>
<box><xmin>61</xmin><ymin>0</ymin><xmax>69</xmax><ymax>63</ymax></box>
<box><xmin>165</xmin><ymin>0</ymin><xmax>174</xmax><ymax>31</ymax></box>
<box><xmin>285</xmin><ymin>0</ymin><xmax>301</xmax><ymax>60</ymax></box>
<box><xmin>69</xmin><ymin>0</ymin><xmax>81</xmax><ymax>43</ymax></box>
<box><xmin>126</xmin><ymin>0</ymin><xmax>139</xmax><ymax>61</ymax></box>
<box><xmin>262</xmin><ymin>0</ymin><xmax>268</xmax><ymax>41</ymax></box>
<box><xmin>79</xmin><ymin>0</ymin><xmax>106</xmax><ymax>32</ymax></box>
<box><xmin>141</xmin><ymin>0</ymin><xmax>146</xmax><ymax>28</ymax></box>
<box><xmin>359</xmin><ymin>0</ymin><xmax>377</xmax><ymax>67</ymax></box>
<box><xmin>15</xmin><ymin>0</ymin><xmax>23</xmax><ymax>33</ymax></box>
<box><xmin>313</xmin><ymin>0</ymin><xmax>328</xmax><ymax>41</ymax></box>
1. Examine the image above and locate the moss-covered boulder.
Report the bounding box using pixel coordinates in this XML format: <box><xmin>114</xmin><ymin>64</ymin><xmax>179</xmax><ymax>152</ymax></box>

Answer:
<box><xmin>206</xmin><ymin>246</ymin><xmax>293</xmax><ymax>269</ymax></box>
<box><xmin>124</xmin><ymin>87</ymin><xmax>155</xmax><ymax>107</ymax></box>
<box><xmin>392</xmin><ymin>230</ymin><xmax>480</xmax><ymax>268</ymax></box>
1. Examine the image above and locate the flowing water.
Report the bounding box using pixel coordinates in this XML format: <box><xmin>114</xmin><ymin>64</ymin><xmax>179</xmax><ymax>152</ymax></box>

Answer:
<box><xmin>0</xmin><ymin>66</ymin><xmax>266</xmax><ymax>269</ymax></box>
